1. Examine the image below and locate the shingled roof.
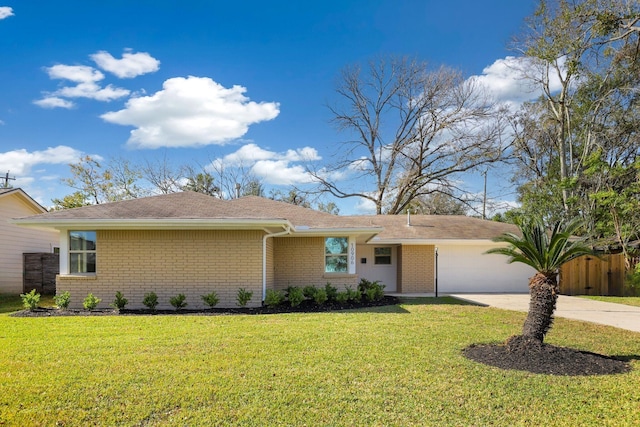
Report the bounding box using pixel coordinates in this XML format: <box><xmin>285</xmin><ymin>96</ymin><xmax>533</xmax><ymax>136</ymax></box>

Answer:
<box><xmin>13</xmin><ymin>191</ymin><xmax>518</xmax><ymax>241</ymax></box>
<box><xmin>355</xmin><ymin>214</ymin><xmax>520</xmax><ymax>241</ymax></box>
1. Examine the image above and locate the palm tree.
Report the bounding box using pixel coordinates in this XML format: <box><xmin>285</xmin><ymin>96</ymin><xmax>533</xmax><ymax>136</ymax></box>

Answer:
<box><xmin>487</xmin><ymin>218</ymin><xmax>593</xmax><ymax>343</ymax></box>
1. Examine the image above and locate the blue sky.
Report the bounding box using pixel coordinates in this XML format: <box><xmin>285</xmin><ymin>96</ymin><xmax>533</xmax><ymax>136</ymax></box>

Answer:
<box><xmin>0</xmin><ymin>1</ymin><xmax>539</xmax><ymax>213</ymax></box>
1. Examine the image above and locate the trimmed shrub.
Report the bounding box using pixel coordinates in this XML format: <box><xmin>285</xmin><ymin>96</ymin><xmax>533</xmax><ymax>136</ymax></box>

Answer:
<box><xmin>83</xmin><ymin>293</ymin><xmax>101</xmax><ymax>310</ymax></box>
<box><xmin>302</xmin><ymin>285</ymin><xmax>317</xmax><ymax>299</ymax></box>
<box><xmin>324</xmin><ymin>283</ymin><xmax>338</xmax><ymax>302</ymax></box>
<box><xmin>201</xmin><ymin>291</ymin><xmax>220</xmax><ymax>308</ymax></box>
<box><xmin>336</xmin><ymin>291</ymin><xmax>350</xmax><ymax>304</ymax></box>
<box><xmin>264</xmin><ymin>289</ymin><xmax>285</xmax><ymax>308</ymax></box>
<box><xmin>20</xmin><ymin>289</ymin><xmax>40</xmax><ymax>311</ymax></box>
<box><xmin>345</xmin><ymin>286</ymin><xmax>361</xmax><ymax>303</ymax></box>
<box><xmin>313</xmin><ymin>288</ymin><xmax>328</xmax><ymax>305</ymax></box>
<box><xmin>236</xmin><ymin>288</ymin><xmax>253</xmax><ymax>307</ymax></box>
<box><xmin>111</xmin><ymin>291</ymin><xmax>128</xmax><ymax>310</ymax></box>
<box><xmin>143</xmin><ymin>292</ymin><xmax>159</xmax><ymax>311</ymax></box>
<box><xmin>286</xmin><ymin>286</ymin><xmax>305</xmax><ymax>307</ymax></box>
<box><xmin>359</xmin><ymin>278</ymin><xmax>386</xmax><ymax>302</ymax></box>
<box><xmin>170</xmin><ymin>294</ymin><xmax>188</xmax><ymax>310</ymax></box>
<box><xmin>54</xmin><ymin>291</ymin><xmax>71</xmax><ymax>310</ymax></box>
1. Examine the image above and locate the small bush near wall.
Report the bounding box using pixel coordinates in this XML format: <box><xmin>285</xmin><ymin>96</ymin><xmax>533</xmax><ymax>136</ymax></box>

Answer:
<box><xmin>236</xmin><ymin>288</ymin><xmax>253</xmax><ymax>307</ymax></box>
<box><xmin>336</xmin><ymin>291</ymin><xmax>349</xmax><ymax>304</ymax></box>
<box><xmin>54</xmin><ymin>291</ymin><xmax>71</xmax><ymax>310</ymax></box>
<box><xmin>83</xmin><ymin>293</ymin><xmax>101</xmax><ymax>310</ymax></box>
<box><xmin>111</xmin><ymin>292</ymin><xmax>128</xmax><ymax>310</ymax></box>
<box><xmin>143</xmin><ymin>292</ymin><xmax>159</xmax><ymax>311</ymax></box>
<box><xmin>20</xmin><ymin>289</ymin><xmax>40</xmax><ymax>311</ymax></box>
<box><xmin>303</xmin><ymin>286</ymin><xmax>316</xmax><ymax>299</ymax></box>
<box><xmin>264</xmin><ymin>289</ymin><xmax>285</xmax><ymax>308</ymax></box>
<box><xmin>324</xmin><ymin>283</ymin><xmax>338</xmax><ymax>302</ymax></box>
<box><xmin>170</xmin><ymin>294</ymin><xmax>188</xmax><ymax>310</ymax></box>
<box><xmin>313</xmin><ymin>288</ymin><xmax>328</xmax><ymax>305</ymax></box>
<box><xmin>358</xmin><ymin>279</ymin><xmax>386</xmax><ymax>302</ymax></box>
<box><xmin>286</xmin><ymin>286</ymin><xmax>305</xmax><ymax>307</ymax></box>
<box><xmin>201</xmin><ymin>291</ymin><xmax>220</xmax><ymax>308</ymax></box>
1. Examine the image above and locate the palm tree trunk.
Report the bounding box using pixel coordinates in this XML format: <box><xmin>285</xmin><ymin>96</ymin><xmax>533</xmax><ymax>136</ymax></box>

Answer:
<box><xmin>522</xmin><ymin>272</ymin><xmax>559</xmax><ymax>342</ymax></box>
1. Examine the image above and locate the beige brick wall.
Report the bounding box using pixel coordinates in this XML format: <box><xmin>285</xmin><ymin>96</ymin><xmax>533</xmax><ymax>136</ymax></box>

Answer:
<box><xmin>57</xmin><ymin>229</ymin><xmax>264</xmax><ymax>309</ymax></box>
<box><xmin>397</xmin><ymin>245</ymin><xmax>435</xmax><ymax>293</ymax></box>
<box><xmin>273</xmin><ymin>237</ymin><xmax>358</xmax><ymax>290</ymax></box>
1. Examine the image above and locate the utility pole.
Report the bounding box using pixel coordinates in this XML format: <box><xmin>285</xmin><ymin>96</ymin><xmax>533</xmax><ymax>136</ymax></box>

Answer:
<box><xmin>482</xmin><ymin>170</ymin><xmax>487</xmax><ymax>220</ymax></box>
<box><xmin>2</xmin><ymin>171</ymin><xmax>16</xmax><ymax>188</ymax></box>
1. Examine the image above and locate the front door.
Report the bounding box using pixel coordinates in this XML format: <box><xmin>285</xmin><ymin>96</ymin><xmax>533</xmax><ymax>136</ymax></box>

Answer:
<box><xmin>356</xmin><ymin>245</ymin><xmax>397</xmax><ymax>292</ymax></box>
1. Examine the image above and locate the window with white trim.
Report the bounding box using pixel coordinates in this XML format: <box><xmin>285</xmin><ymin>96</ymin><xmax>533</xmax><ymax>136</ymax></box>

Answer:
<box><xmin>374</xmin><ymin>247</ymin><xmax>392</xmax><ymax>265</ymax></box>
<box><xmin>69</xmin><ymin>231</ymin><xmax>96</xmax><ymax>274</ymax></box>
<box><xmin>325</xmin><ymin>237</ymin><xmax>348</xmax><ymax>273</ymax></box>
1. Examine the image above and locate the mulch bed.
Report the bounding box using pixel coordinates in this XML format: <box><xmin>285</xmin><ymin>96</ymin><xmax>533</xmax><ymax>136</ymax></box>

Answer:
<box><xmin>10</xmin><ymin>296</ymin><xmax>400</xmax><ymax>317</ymax></box>
<box><xmin>463</xmin><ymin>335</ymin><xmax>632</xmax><ymax>376</ymax></box>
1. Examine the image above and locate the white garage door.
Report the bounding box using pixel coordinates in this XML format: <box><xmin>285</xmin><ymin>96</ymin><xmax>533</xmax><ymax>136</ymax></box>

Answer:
<box><xmin>436</xmin><ymin>243</ymin><xmax>533</xmax><ymax>293</ymax></box>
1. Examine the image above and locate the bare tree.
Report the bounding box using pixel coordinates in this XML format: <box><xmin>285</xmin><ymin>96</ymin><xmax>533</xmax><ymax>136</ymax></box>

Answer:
<box><xmin>208</xmin><ymin>158</ymin><xmax>263</xmax><ymax>199</ymax></box>
<box><xmin>141</xmin><ymin>155</ymin><xmax>184</xmax><ymax>194</ymax></box>
<box><xmin>310</xmin><ymin>56</ymin><xmax>508</xmax><ymax>214</ymax></box>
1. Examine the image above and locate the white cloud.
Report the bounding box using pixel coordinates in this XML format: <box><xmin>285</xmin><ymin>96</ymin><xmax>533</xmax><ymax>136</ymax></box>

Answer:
<box><xmin>56</xmin><ymin>82</ymin><xmax>130</xmax><ymax>101</ymax></box>
<box><xmin>101</xmin><ymin>76</ymin><xmax>280</xmax><ymax>149</ymax></box>
<box><xmin>0</xmin><ymin>146</ymin><xmax>83</xmax><ymax>175</ymax></box>
<box><xmin>0</xmin><ymin>6</ymin><xmax>13</xmax><ymax>19</ymax></box>
<box><xmin>252</xmin><ymin>160</ymin><xmax>314</xmax><ymax>185</ymax></box>
<box><xmin>46</xmin><ymin>64</ymin><xmax>104</xmax><ymax>83</ymax></box>
<box><xmin>36</xmin><ymin>63</ymin><xmax>130</xmax><ymax>107</ymax></box>
<box><xmin>91</xmin><ymin>50</ymin><xmax>160</xmax><ymax>78</ymax></box>
<box><xmin>471</xmin><ymin>56</ymin><xmax>565</xmax><ymax>109</ymax></box>
<box><xmin>210</xmin><ymin>143</ymin><xmax>320</xmax><ymax>185</ymax></box>
<box><xmin>219</xmin><ymin>143</ymin><xmax>278</xmax><ymax>165</ymax></box>
<box><xmin>354</xmin><ymin>197</ymin><xmax>377</xmax><ymax>214</ymax></box>
<box><xmin>33</xmin><ymin>97</ymin><xmax>75</xmax><ymax>109</ymax></box>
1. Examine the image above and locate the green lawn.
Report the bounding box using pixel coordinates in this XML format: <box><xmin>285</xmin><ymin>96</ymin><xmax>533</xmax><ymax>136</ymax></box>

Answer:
<box><xmin>1</xmin><ymin>296</ymin><xmax>639</xmax><ymax>426</ymax></box>
<box><xmin>0</xmin><ymin>293</ymin><xmax>55</xmax><ymax>314</ymax></box>
<box><xmin>581</xmin><ymin>296</ymin><xmax>640</xmax><ymax>307</ymax></box>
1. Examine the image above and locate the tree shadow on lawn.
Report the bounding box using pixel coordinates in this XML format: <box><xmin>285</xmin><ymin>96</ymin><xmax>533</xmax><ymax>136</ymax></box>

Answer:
<box><xmin>398</xmin><ymin>296</ymin><xmax>479</xmax><ymax>306</ymax></box>
<box><xmin>463</xmin><ymin>335</ymin><xmax>636</xmax><ymax>376</ymax></box>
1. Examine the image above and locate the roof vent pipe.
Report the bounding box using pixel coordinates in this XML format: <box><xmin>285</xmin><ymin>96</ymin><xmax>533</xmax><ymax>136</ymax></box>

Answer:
<box><xmin>407</xmin><ymin>210</ymin><xmax>411</xmax><ymax>226</ymax></box>
<box><xmin>235</xmin><ymin>182</ymin><xmax>241</xmax><ymax>199</ymax></box>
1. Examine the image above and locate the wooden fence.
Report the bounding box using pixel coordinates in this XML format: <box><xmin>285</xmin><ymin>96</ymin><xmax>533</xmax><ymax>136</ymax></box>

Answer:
<box><xmin>23</xmin><ymin>252</ymin><xmax>59</xmax><ymax>295</ymax></box>
<box><xmin>559</xmin><ymin>253</ymin><xmax>627</xmax><ymax>296</ymax></box>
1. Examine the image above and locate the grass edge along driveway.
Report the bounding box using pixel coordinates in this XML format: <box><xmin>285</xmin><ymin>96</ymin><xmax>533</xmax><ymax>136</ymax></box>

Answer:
<box><xmin>1</xmin><ymin>296</ymin><xmax>639</xmax><ymax>426</ymax></box>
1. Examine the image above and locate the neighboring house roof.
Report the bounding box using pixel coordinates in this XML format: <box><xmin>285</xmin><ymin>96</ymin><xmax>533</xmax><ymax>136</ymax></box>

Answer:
<box><xmin>12</xmin><ymin>191</ymin><xmax>518</xmax><ymax>243</ymax></box>
<box><xmin>0</xmin><ymin>188</ymin><xmax>48</xmax><ymax>214</ymax></box>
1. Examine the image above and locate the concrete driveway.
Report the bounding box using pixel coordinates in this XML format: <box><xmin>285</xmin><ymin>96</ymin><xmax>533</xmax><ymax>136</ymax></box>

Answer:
<box><xmin>450</xmin><ymin>293</ymin><xmax>640</xmax><ymax>333</ymax></box>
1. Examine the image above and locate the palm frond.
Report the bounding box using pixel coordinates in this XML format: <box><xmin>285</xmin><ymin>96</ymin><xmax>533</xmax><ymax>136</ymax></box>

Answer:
<box><xmin>486</xmin><ymin>218</ymin><xmax>593</xmax><ymax>275</ymax></box>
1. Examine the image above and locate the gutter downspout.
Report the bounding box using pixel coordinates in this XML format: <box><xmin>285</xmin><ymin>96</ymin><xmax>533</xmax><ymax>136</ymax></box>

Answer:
<box><xmin>262</xmin><ymin>226</ymin><xmax>291</xmax><ymax>303</ymax></box>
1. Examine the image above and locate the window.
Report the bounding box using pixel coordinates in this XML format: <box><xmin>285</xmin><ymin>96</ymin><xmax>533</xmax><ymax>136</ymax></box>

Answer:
<box><xmin>325</xmin><ymin>237</ymin><xmax>348</xmax><ymax>273</ymax></box>
<box><xmin>69</xmin><ymin>231</ymin><xmax>96</xmax><ymax>274</ymax></box>
<box><xmin>374</xmin><ymin>247</ymin><xmax>392</xmax><ymax>265</ymax></box>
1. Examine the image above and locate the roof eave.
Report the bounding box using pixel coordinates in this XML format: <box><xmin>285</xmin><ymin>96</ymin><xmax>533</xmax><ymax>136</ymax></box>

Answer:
<box><xmin>291</xmin><ymin>226</ymin><xmax>384</xmax><ymax>235</ymax></box>
<box><xmin>368</xmin><ymin>238</ymin><xmax>500</xmax><ymax>245</ymax></box>
<box><xmin>11</xmin><ymin>218</ymin><xmax>293</xmax><ymax>231</ymax></box>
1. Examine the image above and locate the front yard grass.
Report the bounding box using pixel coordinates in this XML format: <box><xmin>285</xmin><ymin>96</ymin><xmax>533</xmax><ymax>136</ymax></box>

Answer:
<box><xmin>1</xmin><ymin>297</ymin><xmax>639</xmax><ymax>426</ymax></box>
<box><xmin>581</xmin><ymin>296</ymin><xmax>640</xmax><ymax>307</ymax></box>
<box><xmin>0</xmin><ymin>293</ymin><xmax>55</xmax><ymax>314</ymax></box>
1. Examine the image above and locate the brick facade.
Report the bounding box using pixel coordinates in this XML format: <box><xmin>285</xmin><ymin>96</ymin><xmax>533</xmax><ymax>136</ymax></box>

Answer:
<box><xmin>56</xmin><ymin>230</ymin><xmax>436</xmax><ymax>310</ymax></box>
<box><xmin>397</xmin><ymin>245</ymin><xmax>435</xmax><ymax>293</ymax></box>
<box><xmin>57</xmin><ymin>229</ymin><xmax>264</xmax><ymax>309</ymax></box>
<box><xmin>273</xmin><ymin>236</ymin><xmax>358</xmax><ymax>290</ymax></box>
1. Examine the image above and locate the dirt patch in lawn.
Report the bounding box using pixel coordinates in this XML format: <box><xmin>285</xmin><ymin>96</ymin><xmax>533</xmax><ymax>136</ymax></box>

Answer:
<box><xmin>463</xmin><ymin>335</ymin><xmax>632</xmax><ymax>376</ymax></box>
<box><xmin>10</xmin><ymin>296</ymin><xmax>400</xmax><ymax>317</ymax></box>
